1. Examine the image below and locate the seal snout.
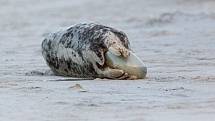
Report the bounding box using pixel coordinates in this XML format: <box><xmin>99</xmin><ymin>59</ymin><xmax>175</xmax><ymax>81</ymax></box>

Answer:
<box><xmin>105</xmin><ymin>50</ymin><xmax>147</xmax><ymax>79</ymax></box>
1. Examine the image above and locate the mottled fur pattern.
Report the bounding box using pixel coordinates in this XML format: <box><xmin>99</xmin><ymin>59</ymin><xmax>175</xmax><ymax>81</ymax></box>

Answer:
<box><xmin>42</xmin><ymin>23</ymin><xmax>130</xmax><ymax>78</ymax></box>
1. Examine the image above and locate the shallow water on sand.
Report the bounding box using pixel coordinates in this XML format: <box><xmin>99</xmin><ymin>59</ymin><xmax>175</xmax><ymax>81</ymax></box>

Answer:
<box><xmin>1</xmin><ymin>0</ymin><xmax>215</xmax><ymax>121</ymax></box>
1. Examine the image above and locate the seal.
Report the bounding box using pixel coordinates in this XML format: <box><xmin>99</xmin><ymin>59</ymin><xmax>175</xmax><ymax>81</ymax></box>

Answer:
<box><xmin>42</xmin><ymin>23</ymin><xmax>146</xmax><ymax>79</ymax></box>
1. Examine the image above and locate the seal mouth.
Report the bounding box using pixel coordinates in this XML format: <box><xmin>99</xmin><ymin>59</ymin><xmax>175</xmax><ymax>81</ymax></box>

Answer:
<box><xmin>105</xmin><ymin>50</ymin><xmax>147</xmax><ymax>79</ymax></box>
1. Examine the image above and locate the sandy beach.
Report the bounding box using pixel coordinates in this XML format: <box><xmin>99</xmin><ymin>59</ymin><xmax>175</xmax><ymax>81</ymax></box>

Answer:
<box><xmin>0</xmin><ymin>0</ymin><xmax>215</xmax><ymax>120</ymax></box>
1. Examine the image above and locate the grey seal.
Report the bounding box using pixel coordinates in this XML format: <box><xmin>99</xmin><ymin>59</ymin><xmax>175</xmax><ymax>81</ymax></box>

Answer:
<box><xmin>42</xmin><ymin>23</ymin><xmax>146</xmax><ymax>79</ymax></box>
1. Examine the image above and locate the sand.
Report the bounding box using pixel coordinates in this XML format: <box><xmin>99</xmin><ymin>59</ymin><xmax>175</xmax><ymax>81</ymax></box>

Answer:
<box><xmin>0</xmin><ymin>0</ymin><xmax>215</xmax><ymax>121</ymax></box>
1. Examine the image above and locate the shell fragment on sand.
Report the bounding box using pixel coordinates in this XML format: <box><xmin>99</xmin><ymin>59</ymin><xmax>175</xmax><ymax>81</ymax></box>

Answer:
<box><xmin>105</xmin><ymin>51</ymin><xmax>147</xmax><ymax>79</ymax></box>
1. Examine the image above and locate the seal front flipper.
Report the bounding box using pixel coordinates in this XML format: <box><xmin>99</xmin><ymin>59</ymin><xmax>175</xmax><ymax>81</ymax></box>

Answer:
<box><xmin>98</xmin><ymin>67</ymin><xmax>129</xmax><ymax>79</ymax></box>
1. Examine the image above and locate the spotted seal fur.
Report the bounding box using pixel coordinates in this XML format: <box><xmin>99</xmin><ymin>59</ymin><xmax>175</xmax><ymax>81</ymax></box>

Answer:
<box><xmin>42</xmin><ymin>23</ymin><xmax>135</xmax><ymax>79</ymax></box>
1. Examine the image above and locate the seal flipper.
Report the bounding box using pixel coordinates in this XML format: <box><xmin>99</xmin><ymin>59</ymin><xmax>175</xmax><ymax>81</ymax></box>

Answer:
<box><xmin>100</xmin><ymin>67</ymin><xmax>126</xmax><ymax>79</ymax></box>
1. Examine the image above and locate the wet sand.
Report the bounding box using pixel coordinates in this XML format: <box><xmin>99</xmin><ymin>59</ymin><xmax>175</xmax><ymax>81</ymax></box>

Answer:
<box><xmin>0</xmin><ymin>0</ymin><xmax>215</xmax><ymax>121</ymax></box>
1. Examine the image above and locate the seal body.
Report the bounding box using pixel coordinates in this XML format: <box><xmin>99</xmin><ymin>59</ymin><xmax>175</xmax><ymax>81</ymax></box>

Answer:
<box><xmin>42</xmin><ymin>23</ymin><xmax>131</xmax><ymax>79</ymax></box>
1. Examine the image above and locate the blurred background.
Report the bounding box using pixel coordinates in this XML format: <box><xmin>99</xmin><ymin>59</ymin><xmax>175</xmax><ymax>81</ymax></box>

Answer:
<box><xmin>0</xmin><ymin>0</ymin><xmax>215</xmax><ymax>121</ymax></box>
<box><xmin>1</xmin><ymin>0</ymin><xmax>215</xmax><ymax>80</ymax></box>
